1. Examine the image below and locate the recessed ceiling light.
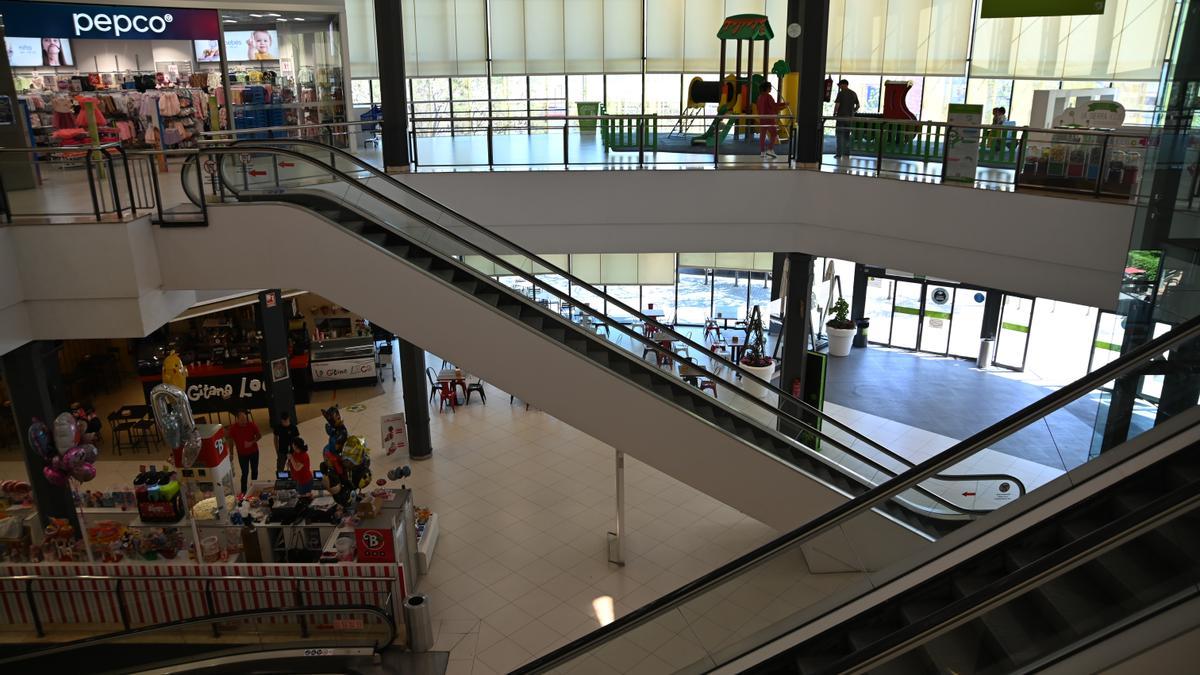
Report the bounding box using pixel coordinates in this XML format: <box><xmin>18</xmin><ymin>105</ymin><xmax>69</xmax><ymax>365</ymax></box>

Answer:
<box><xmin>292</xmin><ymin>17</ymin><xmax>305</xmax><ymax>21</ymax></box>
<box><xmin>267</xmin><ymin>13</ymin><xmax>282</xmax><ymax>17</ymax></box>
<box><xmin>223</xmin><ymin>19</ymin><xmax>237</xmax><ymax>23</ymax></box>
<box><xmin>277</xmin><ymin>18</ymin><xmax>288</xmax><ymax>21</ymax></box>
<box><xmin>248</xmin><ymin>13</ymin><xmax>263</xmax><ymax>17</ymax></box>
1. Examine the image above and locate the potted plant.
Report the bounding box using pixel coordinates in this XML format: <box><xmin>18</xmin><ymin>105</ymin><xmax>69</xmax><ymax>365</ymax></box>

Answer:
<box><xmin>826</xmin><ymin>298</ymin><xmax>856</xmax><ymax>357</ymax></box>
<box><xmin>739</xmin><ymin>306</ymin><xmax>775</xmax><ymax>396</ymax></box>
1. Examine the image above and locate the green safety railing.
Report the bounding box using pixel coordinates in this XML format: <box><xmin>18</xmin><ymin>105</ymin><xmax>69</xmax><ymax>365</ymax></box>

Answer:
<box><xmin>599</xmin><ymin>106</ymin><xmax>658</xmax><ymax>152</ymax></box>
<box><xmin>846</xmin><ymin>118</ymin><xmax>1020</xmax><ymax>169</ymax></box>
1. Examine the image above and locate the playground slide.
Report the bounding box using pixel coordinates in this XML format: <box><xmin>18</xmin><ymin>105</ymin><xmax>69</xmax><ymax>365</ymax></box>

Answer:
<box><xmin>691</xmin><ymin>115</ymin><xmax>736</xmax><ymax>147</ymax></box>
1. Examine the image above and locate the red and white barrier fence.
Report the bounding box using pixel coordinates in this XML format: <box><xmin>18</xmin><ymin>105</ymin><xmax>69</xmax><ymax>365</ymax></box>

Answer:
<box><xmin>0</xmin><ymin>562</ymin><xmax>404</xmax><ymax>635</ymax></box>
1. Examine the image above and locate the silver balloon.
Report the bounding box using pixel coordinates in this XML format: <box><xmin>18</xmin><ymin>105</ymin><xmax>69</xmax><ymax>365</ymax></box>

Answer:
<box><xmin>150</xmin><ymin>384</ymin><xmax>203</xmax><ymax>465</ymax></box>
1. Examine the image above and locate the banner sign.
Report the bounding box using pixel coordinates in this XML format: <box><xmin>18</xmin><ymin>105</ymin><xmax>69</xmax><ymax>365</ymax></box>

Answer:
<box><xmin>943</xmin><ymin>104</ymin><xmax>984</xmax><ymax>184</ymax></box>
<box><xmin>141</xmin><ymin>371</ymin><xmax>268</xmax><ymax>414</ymax></box>
<box><xmin>0</xmin><ymin>1</ymin><xmax>219</xmax><ymax>40</ymax></box>
<box><xmin>981</xmin><ymin>0</ymin><xmax>1105</xmax><ymax>18</ymax></box>
<box><xmin>311</xmin><ymin>357</ymin><xmax>377</xmax><ymax>383</ymax></box>
<box><xmin>381</xmin><ymin>412</ymin><xmax>407</xmax><ymax>457</ymax></box>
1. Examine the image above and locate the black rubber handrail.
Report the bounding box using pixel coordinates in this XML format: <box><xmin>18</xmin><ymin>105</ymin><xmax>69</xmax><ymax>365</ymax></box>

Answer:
<box><xmin>0</xmin><ymin>602</ymin><xmax>396</xmax><ymax>665</ymax></box>
<box><xmin>215</xmin><ymin>138</ymin><xmax>1029</xmax><ymax>498</ymax></box>
<box><xmin>180</xmin><ymin>145</ymin><xmax>1022</xmax><ymax>519</ymax></box>
<box><xmin>509</xmin><ymin>312</ymin><xmax>1200</xmax><ymax>673</ymax></box>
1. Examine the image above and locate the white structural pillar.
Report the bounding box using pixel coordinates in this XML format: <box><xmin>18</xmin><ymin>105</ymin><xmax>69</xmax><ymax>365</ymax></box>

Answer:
<box><xmin>607</xmin><ymin>450</ymin><xmax>626</xmax><ymax>566</ymax></box>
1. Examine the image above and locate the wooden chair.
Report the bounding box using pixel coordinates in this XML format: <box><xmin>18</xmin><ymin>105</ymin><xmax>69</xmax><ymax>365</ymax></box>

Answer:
<box><xmin>699</xmin><ymin>379</ymin><xmax>718</xmax><ymax>398</ymax></box>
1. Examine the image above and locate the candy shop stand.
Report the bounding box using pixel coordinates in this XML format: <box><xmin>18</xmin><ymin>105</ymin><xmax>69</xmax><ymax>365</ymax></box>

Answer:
<box><xmin>0</xmin><ymin>373</ymin><xmax>436</xmax><ymax>646</ymax></box>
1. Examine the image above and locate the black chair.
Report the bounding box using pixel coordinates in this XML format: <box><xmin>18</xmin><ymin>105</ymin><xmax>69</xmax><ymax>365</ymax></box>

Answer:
<box><xmin>107</xmin><ymin>413</ymin><xmax>137</xmax><ymax>455</ymax></box>
<box><xmin>377</xmin><ymin>340</ymin><xmax>395</xmax><ymax>381</ymax></box>
<box><xmin>465</xmin><ymin>378</ymin><xmax>486</xmax><ymax>404</ymax></box>
<box><xmin>426</xmin><ymin>368</ymin><xmax>440</xmax><ymax>403</ymax></box>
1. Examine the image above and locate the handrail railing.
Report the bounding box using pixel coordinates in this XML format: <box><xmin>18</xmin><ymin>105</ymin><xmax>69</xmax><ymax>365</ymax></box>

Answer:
<box><xmin>511</xmin><ymin>311</ymin><xmax>1200</xmax><ymax>673</ymax></box>
<box><xmin>199</xmin><ymin>140</ymin><xmax>1024</xmax><ymax>519</ymax></box>
<box><xmin>222</xmin><ymin>137</ymin><xmax>1030</xmax><ymax>502</ymax></box>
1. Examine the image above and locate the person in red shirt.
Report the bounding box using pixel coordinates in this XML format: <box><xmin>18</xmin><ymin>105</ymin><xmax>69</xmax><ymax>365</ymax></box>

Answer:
<box><xmin>756</xmin><ymin>82</ymin><xmax>782</xmax><ymax>159</ymax></box>
<box><xmin>287</xmin><ymin>437</ymin><xmax>314</xmax><ymax>495</ymax></box>
<box><xmin>228</xmin><ymin>409</ymin><xmax>261</xmax><ymax>494</ymax></box>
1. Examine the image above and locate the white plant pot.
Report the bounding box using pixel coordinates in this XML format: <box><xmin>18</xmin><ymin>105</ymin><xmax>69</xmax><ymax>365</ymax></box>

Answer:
<box><xmin>739</xmin><ymin>361</ymin><xmax>776</xmax><ymax>399</ymax></box>
<box><xmin>826</xmin><ymin>325</ymin><xmax>856</xmax><ymax>357</ymax></box>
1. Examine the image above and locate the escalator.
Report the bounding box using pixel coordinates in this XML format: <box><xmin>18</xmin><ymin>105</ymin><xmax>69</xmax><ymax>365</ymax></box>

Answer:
<box><xmin>507</xmin><ymin>315</ymin><xmax>1200</xmax><ymax>673</ymax></box>
<box><xmin>171</xmin><ymin>142</ymin><xmax>1024</xmax><ymax>563</ymax></box>
<box><xmin>0</xmin><ymin>603</ymin><xmax>396</xmax><ymax>673</ymax></box>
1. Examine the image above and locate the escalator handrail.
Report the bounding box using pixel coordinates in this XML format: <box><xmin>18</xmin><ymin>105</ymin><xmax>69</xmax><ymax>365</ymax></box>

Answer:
<box><xmin>823</xmin><ymin>469</ymin><xmax>1200</xmax><ymax>674</ymax></box>
<box><xmin>213</xmin><ymin>138</ymin><xmax>1027</xmax><ymax>498</ymax></box>
<box><xmin>185</xmin><ymin>145</ymin><xmax>1023</xmax><ymax>517</ymax></box>
<box><xmin>0</xmin><ymin>601</ymin><xmax>397</xmax><ymax>665</ymax></box>
<box><xmin>510</xmin><ymin>312</ymin><xmax>1200</xmax><ymax>673</ymax></box>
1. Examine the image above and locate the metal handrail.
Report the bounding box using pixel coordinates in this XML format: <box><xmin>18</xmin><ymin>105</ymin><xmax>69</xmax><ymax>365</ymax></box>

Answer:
<box><xmin>512</xmin><ymin>312</ymin><xmax>1200</xmax><ymax>673</ymax></box>
<box><xmin>836</xmin><ymin>476</ymin><xmax>1200</xmax><ymax>674</ymax></box>
<box><xmin>207</xmin><ymin>139</ymin><xmax>1027</xmax><ymax>510</ymax></box>
<box><xmin>820</xmin><ymin>115</ymin><xmax>1155</xmax><ymax>139</ymax></box>
<box><xmin>181</xmin><ymin>143</ymin><xmax>1017</xmax><ymax>520</ymax></box>
<box><xmin>220</xmin><ymin>138</ymin><xmax>1025</xmax><ymax>500</ymax></box>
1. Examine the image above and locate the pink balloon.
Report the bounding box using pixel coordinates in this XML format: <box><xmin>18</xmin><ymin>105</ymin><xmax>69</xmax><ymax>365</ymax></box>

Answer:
<box><xmin>43</xmin><ymin>466</ymin><xmax>68</xmax><ymax>487</ymax></box>
<box><xmin>50</xmin><ymin>455</ymin><xmax>65</xmax><ymax>472</ymax></box>
<box><xmin>63</xmin><ymin>447</ymin><xmax>86</xmax><ymax>471</ymax></box>
<box><xmin>71</xmin><ymin>463</ymin><xmax>96</xmax><ymax>483</ymax></box>
<box><xmin>78</xmin><ymin>444</ymin><xmax>99</xmax><ymax>464</ymax></box>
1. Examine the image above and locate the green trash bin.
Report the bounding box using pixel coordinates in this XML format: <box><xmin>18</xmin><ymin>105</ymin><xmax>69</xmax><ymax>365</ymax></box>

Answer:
<box><xmin>576</xmin><ymin>101</ymin><xmax>601</xmax><ymax>132</ymax></box>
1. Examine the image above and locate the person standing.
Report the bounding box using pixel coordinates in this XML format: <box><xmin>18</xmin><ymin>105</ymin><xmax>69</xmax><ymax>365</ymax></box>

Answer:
<box><xmin>228</xmin><ymin>410</ymin><xmax>261</xmax><ymax>494</ymax></box>
<box><xmin>755</xmin><ymin>82</ymin><xmax>783</xmax><ymax>159</ymax></box>
<box><xmin>834</xmin><ymin>79</ymin><xmax>859</xmax><ymax>159</ymax></box>
<box><xmin>287</xmin><ymin>437</ymin><xmax>314</xmax><ymax>495</ymax></box>
<box><xmin>272</xmin><ymin>411</ymin><xmax>299</xmax><ymax>473</ymax></box>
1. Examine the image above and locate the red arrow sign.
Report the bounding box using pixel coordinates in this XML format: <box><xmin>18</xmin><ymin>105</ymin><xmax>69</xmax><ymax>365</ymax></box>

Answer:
<box><xmin>962</xmin><ymin>491</ymin><xmax>976</xmax><ymax>497</ymax></box>
<box><xmin>248</xmin><ymin>170</ymin><xmax>267</xmax><ymax>177</ymax></box>
<box><xmin>279</xmin><ymin>162</ymin><xmax>295</xmax><ymax>168</ymax></box>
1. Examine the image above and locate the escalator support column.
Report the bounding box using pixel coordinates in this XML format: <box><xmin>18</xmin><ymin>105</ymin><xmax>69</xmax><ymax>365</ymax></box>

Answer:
<box><xmin>374</xmin><ymin>0</ymin><xmax>411</xmax><ymax>169</ymax></box>
<box><xmin>399</xmin><ymin>338</ymin><xmax>432</xmax><ymax>459</ymax></box>
<box><xmin>1</xmin><ymin>341</ymin><xmax>78</xmax><ymax>531</ymax></box>
<box><xmin>777</xmin><ymin>252</ymin><xmax>815</xmax><ymax>439</ymax></box>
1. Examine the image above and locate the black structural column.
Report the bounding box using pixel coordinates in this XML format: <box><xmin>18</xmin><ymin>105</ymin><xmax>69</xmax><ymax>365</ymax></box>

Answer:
<box><xmin>375</xmin><ymin>0</ymin><xmax>411</xmax><ymax>169</ymax></box>
<box><xmin>789</xmin><ymin>0</ymin><xmax>830</xmax><ymax>164</ymax></box>
<box><xmin>850</xmin><ymin>263</ymin><xmax>868</xmax><ymax>325</ymax></box>
<box><xmin>775</xmin><ymin>252</ymin><xmax>815</xmax><ymax>437</ymax></box>
<box><xmin>1100</xmin><ymin>0</ymin><xmax>1200</xmax><ymax>451</ymax></box>
<box><xmin>255</xmin><ymin>290</ymin><xmax>297</xmax><ymax>446</ymax></box>
<box><xmin>398</xmin><ymin>338</ymin><xmax>432</xmax><ymax>459</ymax></box>
<box><xmin>2</xmin><ymin>342</ymin><xmax>78</xmax><ymax>530</ymax></box>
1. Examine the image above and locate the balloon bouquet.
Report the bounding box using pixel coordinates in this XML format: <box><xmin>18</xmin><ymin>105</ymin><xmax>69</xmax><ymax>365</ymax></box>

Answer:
<box><xmin>28</xmin><ymin>412</ymin><xmax>102</xmax><ymax>561</ymax></box>
<box><xmin>318</xmin><ymin>406</ymin><xmax>373</xmax><ymax>510</ymax></box>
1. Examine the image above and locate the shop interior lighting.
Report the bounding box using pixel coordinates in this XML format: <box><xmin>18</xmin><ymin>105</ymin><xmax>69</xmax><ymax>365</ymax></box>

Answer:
<box><xmin>292</xmin><ymin>17</ymin><xmax>306</xmax><ymax>21</ymax></box>
<box><xmin>591</xmin><ymin>596</ymin><xmax>615</xmax><ymax>627</ymax></box>
<box><xmin>266</xmin><ymin>13</ymin><xmax>282</xmax><ymax>17</ymax></box>
<box><xmin>276</xmin><ymin>18</ymin><xmax>288</xmax><ymax>21</ymax></box>
<box><xmin>223</xmin><ymin>19</ymin><xmax>237</xmax><ymax>23</ymax></box>
<box><xmin>248</xmin><ymin>13</ymin><xmax>263</xmax><ymax>17</ymax></box>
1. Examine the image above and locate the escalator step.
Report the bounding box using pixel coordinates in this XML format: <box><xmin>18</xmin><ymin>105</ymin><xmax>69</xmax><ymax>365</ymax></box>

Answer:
<box><xmin>363</xmin><ymin>233</ymin><xmax>388</xmax><ymax>247</ymax></box>
<box><xmin>919</xmin><ymin>618</ymin><xmax>1011</xmax><ymax>674</ymax></box>
<box><xmin>476</xmin><ymin>292</ymin><xmax>500</xmax><ymax>306</ymax></box>
<box><xmin>960</xmin><ymin>592</ymin><xmax>1066</xmax><ymax>666</ymax></box>
<box><xmin>1166</xmin><ymin>462</ymin><xmax>1200</xmax><ymax>489</ymax></box>
<box><xmin>386</xmin><ymin>244</ymin><xmax>412</xmax><ymax>257</ymax></box>
<box><xmin>342</xmin><ymin>221</ymin><xmax>367</xmax><ymax>234</ymax></box>
<box><xmin>1111</xmin><ymin>492</ymin><xmax>1158</xmax><ymax>516</ymax></box>
<box><xmin>794</xmin><ymin>656</ymin><xmax>838</xmax><ymax>674</ymax></box>
<box><xmin>1029</xmin><ymin>568</ymin><xmax>1118</xmax><ymax>639</ymax></box>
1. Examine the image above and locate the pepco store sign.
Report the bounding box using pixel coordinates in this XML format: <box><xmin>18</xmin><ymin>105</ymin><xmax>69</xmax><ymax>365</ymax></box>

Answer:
<box><xmin>0</xmin><ymin>1</ymin><xmax>218</xmax><ymax>40</ymax></box>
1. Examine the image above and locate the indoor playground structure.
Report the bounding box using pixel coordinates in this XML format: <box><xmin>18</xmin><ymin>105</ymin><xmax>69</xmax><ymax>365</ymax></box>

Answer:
<box><xmin>678</xmin><ymin>14</ymin><xmax>798</xmax><ymax>149</ymax></box>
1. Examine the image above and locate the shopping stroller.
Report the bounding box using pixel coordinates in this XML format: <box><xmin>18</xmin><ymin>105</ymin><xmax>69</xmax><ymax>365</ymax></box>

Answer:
<box><xmin>360</xmin><ymin>104</ymin><xmax>382</xmax><ymax>148</ymax></box>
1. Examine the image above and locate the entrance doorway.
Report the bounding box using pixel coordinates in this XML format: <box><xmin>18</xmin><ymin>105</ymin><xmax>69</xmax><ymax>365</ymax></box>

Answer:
<box><xmin>864</xmin><ymin>271</ymin><xmax>996</xmax><ymax>363</ymax></box>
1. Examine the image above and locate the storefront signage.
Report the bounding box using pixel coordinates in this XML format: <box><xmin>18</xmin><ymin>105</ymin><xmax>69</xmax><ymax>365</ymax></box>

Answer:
<box><xmin>981</xmin><ymin>0</ymin><xmax>1105</xmax><ymax>18</ymax></box>
<box><xmin>312</xmin><ymin>357</ymin><xmax>377</xmax><ymax>383</ymax></box>
<box><xmin>141</xmin><ymin>372</ymin><xmax>268</xmax><ymax>413</ymax></box>
<box><xmin>356</xmin><ymin>528</ymin><xmax>396</xmax><ymax>563</ymax></box>
<box><xmin>0</xmin><ymin>2</ymin><xmax>219</xmax><ymax>41</ymax></box>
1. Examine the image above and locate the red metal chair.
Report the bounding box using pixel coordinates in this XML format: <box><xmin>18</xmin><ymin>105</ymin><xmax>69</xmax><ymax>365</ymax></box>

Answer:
<box><xmin>703</xmin><ymin>319</ymin><xmax>722</xmax><ymax>341</ymax></box>
<box><xmin>699</xmin><ymin>379</ymin><xmax>718</xmax><ymax>397</ymax></box>
<box><xmin>437</xmin><ymin>382</ymin><xmax>457</xmax><ymax>412</ymax></box>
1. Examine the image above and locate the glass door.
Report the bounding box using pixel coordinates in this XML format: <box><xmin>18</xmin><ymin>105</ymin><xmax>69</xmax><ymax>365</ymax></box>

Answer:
<box><xmin>864</xmin><ymin>276</ymin><xmax>895</xmax><ymax>344</ymax></box>
<box><xmin>918</xmin><ymin>285</ymin><xmax>954</xmax><ymax>353</ymax></box>
<box><xmin>994</xmin><ymin>294</ymin><xmax>1035</xmax><ymax>370</ymax></box>
<box><xmin>891</xmin><ymin>281</ymin><xmax>923</xmax><ymax>350</ymax></box>
<box><xmin>948</xmin><ymin>288</ymin><xmax>988</xmax><ymax>358</ymax></box>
